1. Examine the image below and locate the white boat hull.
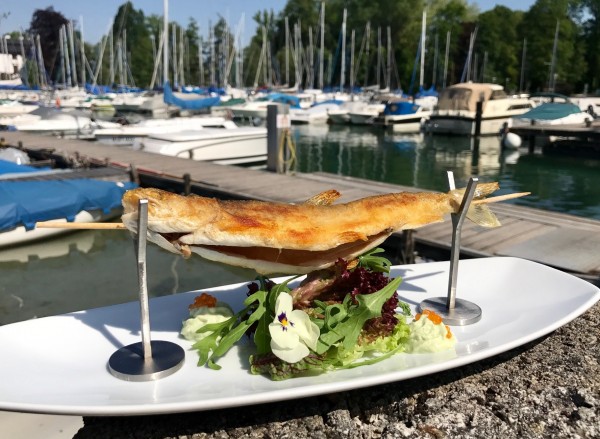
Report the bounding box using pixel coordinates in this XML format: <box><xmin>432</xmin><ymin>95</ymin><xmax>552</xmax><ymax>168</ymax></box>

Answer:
<box><xmin>93</xmin><ymin>116</ymin><xmax>231</xmax><ymax>146</ymax></box>
<box><xmin>427</xmin><ymin>112</ymin><xmax>522</xmax><ymax>136</ymax></box>
<box><xmin>327</xmin><ymin>111</ymin><xmax>350</xmax><ymax>124</ymax></box>
<box><xmin>135</xmin><ymin>128</ymin><xmax>268</xmax><ymax>165</ymax></box>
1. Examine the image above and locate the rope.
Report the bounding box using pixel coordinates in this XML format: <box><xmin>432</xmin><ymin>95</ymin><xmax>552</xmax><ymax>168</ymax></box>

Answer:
<box><xmin>278</xmin><ymin>128</ymin><xmax>297</xmax><ymax>173</ymax></box>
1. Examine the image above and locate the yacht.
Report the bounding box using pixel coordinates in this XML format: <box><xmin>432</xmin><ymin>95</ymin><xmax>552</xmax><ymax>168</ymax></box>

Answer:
<box><xmin>426</xmin><ymin>83</ymin><xmax>534</xmax><ymax>136</ymax></box>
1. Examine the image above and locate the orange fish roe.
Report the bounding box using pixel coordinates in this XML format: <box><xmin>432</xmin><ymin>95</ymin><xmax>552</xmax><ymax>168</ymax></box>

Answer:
<box><xmin>445</xmin><ymin>325</ymin><xmax>453</xmax><ymax>339</ymax></box>
<box><xmin>414</xmin><ymin>309</ymin><xmax>443</xmax><ymax>325</ymax></box>
<box><xmin>189</xmin><ymin>293</ymin><xmax>218</xmax><ymax>310</ymax></box>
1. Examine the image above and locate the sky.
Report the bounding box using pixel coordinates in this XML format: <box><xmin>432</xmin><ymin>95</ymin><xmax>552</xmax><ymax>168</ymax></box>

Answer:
<box><xmin>1</xmin><ymin>1</ymin><xmax>536</xmax><ymax>46</ymax></box>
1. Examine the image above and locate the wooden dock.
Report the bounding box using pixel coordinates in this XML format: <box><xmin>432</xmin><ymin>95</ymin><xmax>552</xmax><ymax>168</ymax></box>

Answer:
<box><xmin>509</xmin><ymin>120</ymin><xmax>600</xmax><ymax>156</ymax></box>
<box><xmin>2</xmin><ymin>131</ymin><xmax>599</xmax><ymax>280</ymax></box>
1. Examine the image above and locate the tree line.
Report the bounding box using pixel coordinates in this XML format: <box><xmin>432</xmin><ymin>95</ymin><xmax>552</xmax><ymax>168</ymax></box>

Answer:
<box><xmin>8</xmin><ymin>0</ymin><xmax>600</xmax><ymax>95</ymax></box>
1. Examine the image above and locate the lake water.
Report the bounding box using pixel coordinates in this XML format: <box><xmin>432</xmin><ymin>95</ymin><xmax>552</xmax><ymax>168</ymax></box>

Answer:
<box><xmin>293</xmin><ymin>124</ymin><xmax>600</xmax><ymax>220</ymax></box>
<box><xmin>2</xmin><ymin>124</ymin><xmax>599</xmax><ymax>325</ymax></box>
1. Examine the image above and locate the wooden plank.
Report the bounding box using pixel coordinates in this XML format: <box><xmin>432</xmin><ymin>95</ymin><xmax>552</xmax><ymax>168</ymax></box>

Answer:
<box><xmin>498</xmin><ymin>228</ymin><xmax>600</xmax><ymax>273</ymax></box>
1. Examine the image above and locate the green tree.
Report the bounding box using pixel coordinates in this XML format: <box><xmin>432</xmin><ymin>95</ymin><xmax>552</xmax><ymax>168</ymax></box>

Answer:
<box><xmin>28</xmin><ymin>7</ymin><xmax>68</xmax><ymax>83</ymax></box>
<box><xmin>518</xmin><ymin>0</ymin><xmax>585</xmax><ymax>93</ymax></box>
<box><xmin>113</xmin><ymin>2</ymin><xmax>153</xmax><ymax>87</ymax></box>
<box><xmin>426</xmin><ymin>0</ymin><xmax>477</xmax><ymax>88</ymax></box>
<box><xmin>580</xmin><ymin>0</ymin><xmax>600</xmax><ymax>92</ymax></box>
<box><xmin>475</xmin><ymin>6</ymin><xmax>524</xmax><ymax>92</ymax></box>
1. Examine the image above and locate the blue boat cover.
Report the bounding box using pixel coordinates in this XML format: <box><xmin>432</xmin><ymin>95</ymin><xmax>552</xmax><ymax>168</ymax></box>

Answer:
<box><xmin>383</xmin><ymin>101</ymin><xmax>421</xmax><ymax>116</ymax></box>
<box><xmin>515</xmin><ymin>102</ymin><xmax>582</xmax><ymax>121</ymax></box>
<box><xmin>0</xmin><ymin>179</ymin><xmax>137</xmax><ymax>231</ymax></box>
<box><xmin>263</xmin><ymin>93</ymin><xmax>301</xmax><ymax>108</ymax></box>
<box><xmin>0</xmin><ymin>159</ymin><xmax>45</xmax><ymax>175</ymax></box>
<box><xmin>163</xmin><ymin>81</ymin><xmax>221</xmax><ymax>110</ymax></box>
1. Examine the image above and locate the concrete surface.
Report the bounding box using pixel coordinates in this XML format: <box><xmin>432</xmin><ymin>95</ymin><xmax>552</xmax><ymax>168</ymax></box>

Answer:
<box><xmin>0</xmin><ymin>411</ymin><xmax>82</xmax><ymax>438</ymax></box>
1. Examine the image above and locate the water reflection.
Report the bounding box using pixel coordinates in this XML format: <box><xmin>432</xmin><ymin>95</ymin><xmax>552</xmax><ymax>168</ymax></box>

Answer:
<box><xmin>0</xmin><ymin>229</ymin><xmax>256</xmax><ymax>325</ymax></box>
<box><xmin>295</xmin><ymin>125</ymin><xmax>600</xmax><ymax>220</ymax></box>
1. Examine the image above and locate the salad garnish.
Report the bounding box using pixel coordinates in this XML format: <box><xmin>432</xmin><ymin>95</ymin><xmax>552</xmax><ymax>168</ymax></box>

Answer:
<box><xmin>181</xmin><ymin>248</ymin><xmax>455</xmax><ymax>380</ymax></box>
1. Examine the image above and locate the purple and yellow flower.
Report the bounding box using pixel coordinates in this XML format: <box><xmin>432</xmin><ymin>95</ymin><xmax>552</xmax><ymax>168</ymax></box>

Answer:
<box><xmin>269</xmin><ymin>292</ymin><xmax>319</xmax><ymax>363</ymax></box>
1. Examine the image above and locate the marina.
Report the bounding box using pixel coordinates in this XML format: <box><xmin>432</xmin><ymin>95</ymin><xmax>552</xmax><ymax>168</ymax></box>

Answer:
<box><xmin>1</xmin><ymin>0</ymin><xmax>600</xmax><ymax>435</ymax></box>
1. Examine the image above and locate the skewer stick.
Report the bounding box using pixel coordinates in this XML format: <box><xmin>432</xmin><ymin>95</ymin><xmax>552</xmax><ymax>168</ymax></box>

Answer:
<box><xmin>36</xmin><ymin>222</ymin><xmax>127</xmax><ymax>230</ymax></box>
<box><xmin>472</xmin><ymin>192</ymin><xmax>530</xmax><ymax>205</ymax></box>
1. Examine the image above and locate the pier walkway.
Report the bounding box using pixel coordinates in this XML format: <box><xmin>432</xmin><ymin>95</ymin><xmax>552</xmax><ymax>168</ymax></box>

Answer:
<box><xmin>2</xmin><ymin>131</ymin><xmax>599</xmax><ymax>279</ymax></box>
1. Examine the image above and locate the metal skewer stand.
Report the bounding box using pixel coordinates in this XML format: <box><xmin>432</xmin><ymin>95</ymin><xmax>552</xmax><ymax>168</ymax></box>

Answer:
<box><xmin>418</xmin><ymin>173</ymin><xmax>482</xmax><ymax>325</ymax></box>
<box><xmin>108</xmin><ymin>199</ymin><xmax>185</xmax><ymax>381</ymax></box>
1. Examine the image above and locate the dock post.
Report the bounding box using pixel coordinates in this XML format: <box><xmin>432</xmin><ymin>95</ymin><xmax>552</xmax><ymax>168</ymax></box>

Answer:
<box><xmin>183</xmin><ymin>173</ymin><xmax>191</xmax><ymax>195</ymax></box>
<box><xmin>266</xmin><ymin>104</ymin><xmax>291</xmax><ymax>173</ymax></box>
<box><xmin>528</xmin><ymin>134</ymin><xmax>535</xmax><ymax>154</ymax></box>
<box><xmin>474</xmin><ymin>100</ymin><xmax>483</xmax><ymax>137</ymax></box>
<box><xmin>266</xmin><ymin>105</ymin><xmax>279</xmax><ymax>172</ymax></box>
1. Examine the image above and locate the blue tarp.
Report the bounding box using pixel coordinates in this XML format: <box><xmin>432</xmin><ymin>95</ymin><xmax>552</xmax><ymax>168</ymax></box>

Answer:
<box><xmin>163</xmin><ymin>81</ymin><xmax>221</xmax><ymax>110</ymax></box>
<box><xmin>264</xmin><ymin>93</ymin><xmax>301</xmax><ymax>108</ymax></box>
<box><xmin>515</xmin><ymin>103</ymin><xmax>582</xmax><ymax>121</ymax></box>
<box><xmin>383</xmin><ymin>101</ymin><xmax>421</xmax><ymax>116</ymax></box>
<box><xmin>415</xmin><ymin>86</ymin><xmax>438</xmax><ymax>98</ymax></box>
<box><xmin>0</xmin><ymin>179</ymin><xmax>137</xmax><ymax>231</ymax></box>
<box><xmin>0</xmin><ymin>159</ymin><xmax>44</xmax><ymax>175</ymax></box>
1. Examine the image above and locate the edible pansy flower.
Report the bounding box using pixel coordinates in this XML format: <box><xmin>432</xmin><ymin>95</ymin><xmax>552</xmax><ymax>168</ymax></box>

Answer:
<box><xmin>269</xmin><ymin>292</ymin><xmax>319</xmax><ymax>363</ymax></box>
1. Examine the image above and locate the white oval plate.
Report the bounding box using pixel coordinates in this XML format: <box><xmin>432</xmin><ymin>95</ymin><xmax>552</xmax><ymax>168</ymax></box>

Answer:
<box><xmin>0</xmin><ymin>257</ymin><xmax>598</xmax><ymax>415</ymax></box>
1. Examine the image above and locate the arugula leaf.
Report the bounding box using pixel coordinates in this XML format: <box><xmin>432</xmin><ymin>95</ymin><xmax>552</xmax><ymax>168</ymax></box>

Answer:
<box><xmin>357</xmin><ymin>248</ymin><xmax>392</xmax><ymax>273</ymax></box>
<box><xmin>313</xmin><ymin>276</ymin><xmax>402</xmax><ymax>354</ymax></box>
<box><xmin>194</xmin><ymin>290</ymin><xmax>267</xmax><ymax>370</ymax></box>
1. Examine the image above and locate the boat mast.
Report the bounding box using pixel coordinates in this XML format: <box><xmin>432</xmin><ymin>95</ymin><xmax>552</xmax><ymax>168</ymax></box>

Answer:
<box><xmin>149</xmin><ymin>28</ymin><xmax>164</xmax><ymax>89</ymax></box>
<box><xmin>443</xmin><ymin>31</ymin><xmax>450</xmax><ymax>88</ymax></box>
<box><xmin>548</xmin><ymin>20</ymin><xmax>559</xmax><ymax>92</ymax></box>
<box><xmin>432</xmin><ymin>32</ymin><xmax>438</xmax><ymax>88</ymax></box>
<box><xmin>386</xmin><ymin>26</ymin><xmax>391</xmax><ymax>90</ymax></box>
<box><xmin>364</xmin><ymin>22</ymin><xmax>370</xmax><ymax>87</ymax></box>
<box><xmin>198</xmin><ymin>31</ymin><xmax>204</xmax><ymax>86</ymax></box>
<box><xmin>109</xmin><ymin>24</ymin><xmax>114</xmax><ymax>85</ymax></box>
<box><xmin>340</xmin><ymin>8</ymin><xmax>347</xmax><ymax>92</ymax></box>
<box><xmin>349</xmin><ymin>29</ymin><xmax>355</xmax><ymax>93</ymax></box>
<box><xmin>211</xmin><ymin>22</ymin><xmax>217</xmax><ymax>86</ymax></box>
<box><xmin>377</xmin><ymin>27</ymin><xmax>381</xmax><ymax>89</ymax></box>
<box><xmin>519</xmin><ymin>38</ymin><xmax>527</xmax><ymax>92</ymax></box>
<box><xmin>80</xmin><ymin>17</ymin><xmax>86</xmax><ymax>86</ymax></box>
<box><xmin>319</xmin><ymin>1</ymin><xmax>324</xmax><ymax>90</ymax></box>
<box><xmin>68</xmin><ymin>21</ymin><xmax>78</xmax><ymax>87</ymax></box>
<box><xmin>419</xmin><ymin>10</ymin><xmax>426</xmax><ymax>90</ymax></box>
<box><xmin>163</xmin><ymin>0</ymin><xmax>169</xmax><ymax>85</ymax></box>
<box><xmin>308</xmin><ymin>26</ymin><xmax>314</xmax><ymax>88</ymax></box>
<box><xmin>285</xmin><ymin>16</ymin><xmax>289</xmax><ymax>86</ymax></box>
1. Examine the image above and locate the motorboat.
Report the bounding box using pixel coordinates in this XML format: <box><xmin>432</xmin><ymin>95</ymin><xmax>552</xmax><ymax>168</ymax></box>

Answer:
<box><xmin>289</xmin><ymin>103</ymin><xmax>341</xmax><ymax>125</ymax></box>
<box><xmin>229</xmin><ymin>93</ymin><xmax>301</xmax><ymax>121</ymax></box>
<box><xmin>374</xmin><ymin>100</ymin><xmax>430</xmax><ymax>133</ymax></box>
<box><xmin>93</xmin><ymin>116</ymin><xmax>236</xmax><ymax>146</ymax></box>
<box><xmin>348</xmin><ymin>103</ymin><xmax>386</xmax><ymax>125</ymax></box>
<box><xmin>0</xmin><ymin>99</ymin><xmax>38</xmax><ymax>117</ymax></box>
<box><xmin>133</xmin><ymin>126</ymin><xmax>268</xmax><ymax>166</ymax></box>
<box><xmin>510</xmin><ymin>94</ymin><xmax>593</xmax><ymax>128</ymax></box>
<box><xmin>6</xmin><ymin>107</ymin><xmax>121</xmax><ymax>139</ymax></box>
<box><xmin>426</xmin><ymin>82</ymin><xmax>534</xmax><ymax>136</ymax></box>
<box><xmin>507</xmin><ymin>94</ymin><xmax>594</xmax><ymax>149</ymax></box>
